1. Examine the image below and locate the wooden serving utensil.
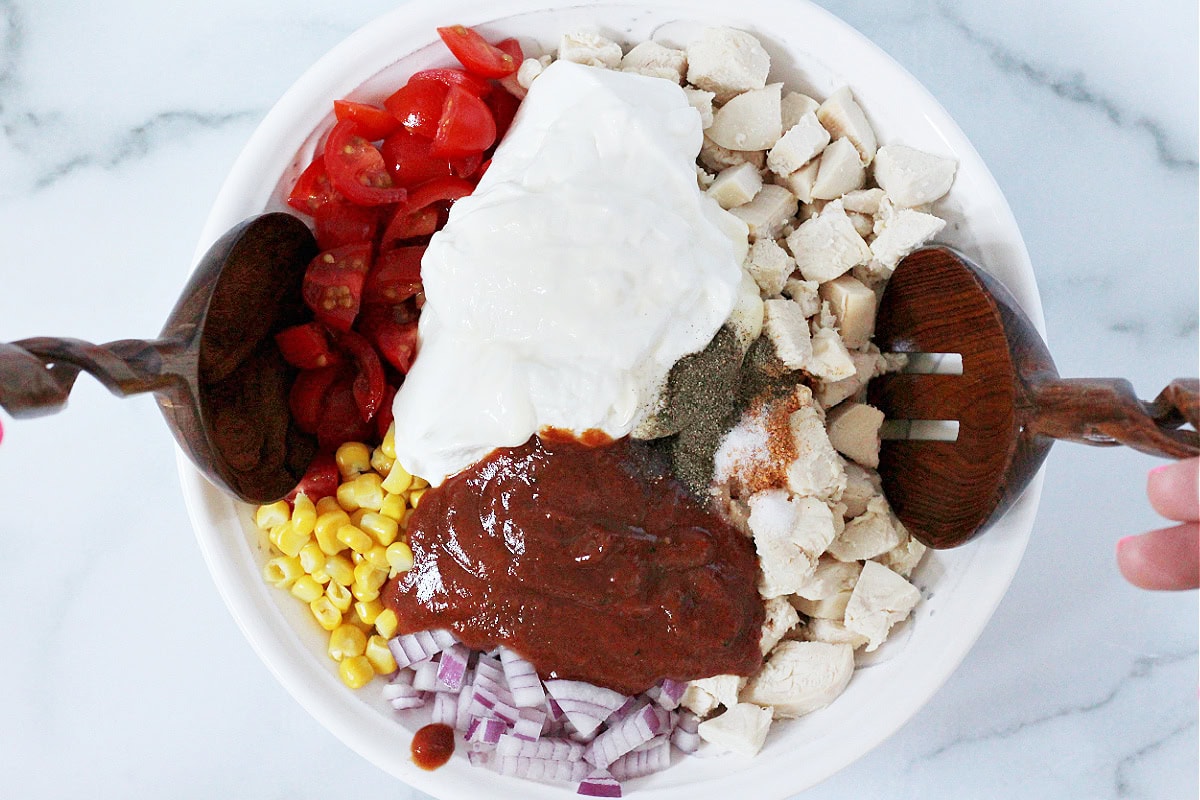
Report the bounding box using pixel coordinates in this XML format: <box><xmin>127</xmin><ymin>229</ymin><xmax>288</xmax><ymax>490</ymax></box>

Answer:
<box><xmin>867</xmin><ymin>246</ymin><xmax>1199</xmax><ymax>549</ymax></box>
<box><xmin>0</xmin><ymin>213</ymin><xmax>320</xmax><ymax>504</ymax></box>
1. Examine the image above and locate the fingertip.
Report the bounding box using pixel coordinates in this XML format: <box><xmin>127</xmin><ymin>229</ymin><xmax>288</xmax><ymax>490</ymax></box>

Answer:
<box><xmin>1117</xmin><ymin>525</ymin><xmax>1200</xmax><ymax>591</ymax></box>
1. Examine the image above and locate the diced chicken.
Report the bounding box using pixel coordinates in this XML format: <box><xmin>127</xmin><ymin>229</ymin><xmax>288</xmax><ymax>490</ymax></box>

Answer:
<box><xmin>786</xmin><ymin>387</ymin><xmax>847</xmax><ymax>500</ymax></box>
<box><xmin>708</xmin><ymin>84</ymin><xmax>784</xmax><ymax>151</ymax></box>
<box><xmin>818</xmin><ymin>274</ymin><xmax>876</xmax><ymax>350</ymax></box>
<box><xmin>827</xmin><ymin>495</ymin><xmax>905</xmax><ymax>561</ymax></box>
<box><xmin>846</xmin><ymin>211</ymin><xmax>874</xmax><ymax>239</ymax></box>
<box><xmin>728</xmin><ymin>184</ymin><xmax>798</xmax><ymax>242</ymax></box>
<box><xmin>620</xmin><ymin>40</ymin><xmax>687</xmax><ymax>83</ymax></box>
<box><xmin>696</xmin><ymin>164</ymin><xmax>716</xmax><ymax>190</ymax></box>
<box><xmin>707</xmin><ymin>162</ymin><xmax>763</xmax><ymax>210</ymax></box>
<box><xmin>748</xmin><ymin>489</ymin><xmax>837</xmax><ymax>597</ymax></box>
<box><xmin>811</xmin><ymin>137</ymin><xmax>866</xmax><ymax>200</ymax></box>
<box><xmin>876</xmin><ymin>534</ymin><xmax>927</xmax><ymax>579</ymax></box>
<box><xmin>681</xmin><ymin>683</ymin><xmax>720</xmax><ymax>717</ymax></box>
<box><xmin>745</xmin><ymin>238</ymin><xmax>795</xmax><ymax>296</ymax></box>
<box><xmin>816</xmin><ymin>86</ymin><xmax>877</xmax><ymax>165</ymax></box>
<box><xmin>766</xmin><ymin>112</ymin><xmax>830</xmax><ymax>177</ymax></box>
<box><xmin>516</xmin><ymin>55</ymin><xmax>552</xmax><ymax>91</ymax></box>
<box><xmin>728</xmin><ymin>269</ymin><xmax>765</xmax><ymax>349</ymax></box>
<box><xmin>690</xmin><ymin>674</ymin><xmax>745</xmax><ymax>710</ymax></box>
<box><xmin>686</xmin><ymin>27</ymin><xmax>771</xmax><ymax>102</ymax></box>
<box><xmin>873</xmin><ymin>144</ymin><xmax>957</xmax><ymax>207</ymax></box>
<box><xmin>781</xmin><ymin>277</ymin><xmax>820</xmax><ymax>317</ymax></box>
<box><xmin>870</xmin><ymin>198</ymin><xmax>947</xmax><ymax>271</ymax></box>
<box><xmin>741</xmin><ymin>640</ymin><xmax>854</xmax><ymax>718</ymax></box>
<box><xmin>763</xmin><ymin>297</ymin><xmax>812</xmax><ymax>370</ymax></box>
<box><xmin>761</xmin><ymin>595</ymin><xmax>801</xmax><ymax>654</ymax></box>
<box><xmin>824</xmin><ymin>402</ymin><xmax>884</xmax><ymax>468</ymax></box>
<box><xmin>700</xmin><ymin>135</ymin><xmax>766</xmax><ymax>173</ymax></box>
<box><xmin>558</xmin><ymin>31</ymin><xmax>624</xmax><ymax>68</ymax></box>
<box><xmin>697</xmin><ymin>703</ymin><xmax>773</xmax><ymax>755</ymax></box>
<box><xmin>839</xmin><ymin>461</ymin><xmax>882</xmax><ymax>519</ymax></box>
<box><xmin>844</xmin><ymin>560</ymin><xmax>921</xmax><ymax>651</ymax></box>
<box><xmin>791</xmin><ymin>588</ymin><xmax>853</xmax><ymax>619</ymax></box>
<box><xmin>807</xmin><ymin>325</ymin><xmax>857</xmax><ymax>382</ymax></box>
<box><xmin>791</xmin><ymin>555</ymin><xmax>863</xmax><ymax>600</ymax></box>
<box><xmin>775</xmin><ymin>157</ymin><xmax>820</xmax><ymax>204</ymax></box>
<box><xmin>800</xmin><ymin>617</ymin><xmax>870</xmax><ymax>649</ymax></box>
<box><xmin>781</xmin><ymin>91</ymin><xmax>821</xmax><ymax>131</ymax></box>
<box><xmin>684</xmin><ymin>87</ymin><xmax>716</xmax><ymax>129</ymax></box>
<box><xmin>840</xmin><ymin>187</ymin><xmax>886</xmax><ymax>215</ymax></box>
<box><xmin>785</xmin><ymin>199</ymin><xmax>871</xmax><ymax>283</ymax></box>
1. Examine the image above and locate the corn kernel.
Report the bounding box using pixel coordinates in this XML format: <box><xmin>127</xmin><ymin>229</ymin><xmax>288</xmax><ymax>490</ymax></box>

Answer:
<box><xmin>337</xmin><ymin>523</ymin><xmax>374</xmax><ymax>554</ymax></box>
<box><xmin>315</xmin><ymin>510</ymin><xmax>352</xmax><ymax>555</ymax></box>
<box><xmin>386</xmin><ymin>541</ymin><xmax>414</xmax><ymax>575</ymax></box>
<box><xmin>309</xmin><ymin>596</ymin><xmax>342</xmax><ymax>631</ymax></box>
<box><xmin>401</xmin><ymin>508</ymin><xmax>416</xmax><ymax>530</ymax></box>
<box><xmin>381</xmin><ymin>422</ymin><xmax>397</xmax><ymax>460</ymax></box>
<box><xmin>315</xmin><ymin>495</ymin><xmax>343</xmax><ymax>516</ymax></box>
<box><xmin>328</xmin><ymin>623</ymin><xmax>368</xmax><ymax>661</ymax></box>
<box><xmin>348</xmin><ymin>473</ymin><xmax>385</xmax><ymax>511</ymax></box>
<box><xmin>381</xmin><ymin>460</ymin><xmax>413</xmax><ymax>495</ymax></box>
<box><xmin>348</xmin><ymin>615</ymin><xmax>374</xmax><ymax>635</ymax></box>
<box><xmin>371</xmin><ymin>446</ymin><xmax>394</xmax><ymax>476</ymax></box>
<box><xmin>256</xmin><ymin>501</ymin><xmax>290</xmax><ymax>530</ymax></box>
<box><xmin>324</xmin><ymin>554</ymin><xmax>355</xmax><ymax>587</ymax></box>
<box><xmin>355</xmin><ymin>560</ymin><xmax>388</xmax><ymax>592</ymax></box>
<box><xmin>325</xmin><ymin>581</ymin><xmax>353</xmax><ymax>612</ymax></box>
<box><xmin>263</xmin><ymin>556</ymin><xmax>304</xmax><ymax>588</ymax></box>
<box><xmin>374</xmin><ymin>608</ymin><xmax>399</xmax><ymax>639</ymax></box>
<box><xmin>308</xmin><ymin>567</ymin><xmax>331</xmax><ymax>585</ymax></box>
<box><xmin>366</xmin><ymin>634</ymin><xmax>397</xmax><ymax>674</ymax></box>
<box><xmin>351</xmin><ymin>580</ymin><xmax>380</xmax><ymax>603</ymax></box>
<box><xmin>412</xmin><ymin>476</ymin><xmax>430</xmax><ymax>490</ymax></box>
<box><xmin>299</xmin><ymin>541</ymin><xmax>326</xmax><ymax>575</ymax></box>
<box><xmin>354</xmin><ymin>598</ymin><xmax>384</xmax><ymax>626</ymax></box>
<box><xmin>291</xmin><ymin>493</ymin><xmax>317</xmax><ymax>536</ymax></box>
<box><xmin>336</xmin><ymin>442</ymin><xmax>373</xmax><ymax>480</ymax></box>
<box><xmin>408</xmin><ymin>488</ymin><xmax>427</xmax><ymax>509</ymax></box>
<box><xmin>339</xmin><ymin>655</ymin><xmax>375</xmax><ymax>689</ymax></box>
<box><xmin>276</xmin><ymin>523</ymin><xmax>311</xmax><ymax>558</ymax></box>
<box><xmin>290</xmin><ymin>575</ymin><xmax>324</xmax><ymax>603</ymax></box>
<box><xmin>267</xmin><ymin>522</ymin><xmax>286</xmax><ymax>549</ymax></box>
<box><xmin>359</xmin><ymin>512</ymin><xmax>399</xmax><ymax>547</ymax></box>
<box><xmin>336</xmin><ymin>480</ymin><xmax>360</xmax><ymax>512</ymax></box>
<box><xmin>379</xmin><ymin>493</ymin><xmax>406</xmax><ymax>522</ymax></box>
<box><xmin>364</xmin><ymin>545</ymin><xmax>390</xmax><ymax>571</ymax></box>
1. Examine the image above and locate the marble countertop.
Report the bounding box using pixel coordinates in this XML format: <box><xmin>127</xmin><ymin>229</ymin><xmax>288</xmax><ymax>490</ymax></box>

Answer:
<box><xmin>0</xmin><ymin>1</ymin><xmax>1195</xmax><ymax>798</ymax></box>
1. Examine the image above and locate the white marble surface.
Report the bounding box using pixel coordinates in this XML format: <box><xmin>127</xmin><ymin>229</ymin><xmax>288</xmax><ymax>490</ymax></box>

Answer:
<box><xmin>0</xmin><ymin>1</ymin><xmax>1195</xmax><ymax>798</ymax></box>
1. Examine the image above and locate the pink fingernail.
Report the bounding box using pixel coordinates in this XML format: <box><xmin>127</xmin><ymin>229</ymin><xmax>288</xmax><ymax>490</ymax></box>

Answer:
<box><xmin>1149</xmin><ymin>464</ymin><xmax>1171</xmax><ymax>476</ymax></box>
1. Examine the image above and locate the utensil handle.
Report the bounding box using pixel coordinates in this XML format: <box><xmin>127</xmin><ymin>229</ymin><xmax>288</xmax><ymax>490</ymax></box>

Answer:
<box><xmin>0</xmin><ymin>337</ymin><xmax>182</xmax><ymax>419</ymax></box>
<box><xmin>1030</xmin><ymin>377</ymin><xmax>1199</xmax><ymax>459</ymax></box>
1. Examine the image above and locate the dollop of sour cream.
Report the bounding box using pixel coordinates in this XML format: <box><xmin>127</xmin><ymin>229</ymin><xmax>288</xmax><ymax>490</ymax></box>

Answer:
<box><xmin>392</xmin><ymin>61</ymin><xmax>744</xmax><ymax>485</ymax></box>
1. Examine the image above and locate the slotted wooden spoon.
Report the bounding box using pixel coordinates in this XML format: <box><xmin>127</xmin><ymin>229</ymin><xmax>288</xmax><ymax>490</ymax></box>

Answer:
<box><xmin>867</xmin><ymin>246</ymin><xmax>1199</xmax><ymax>549</ymax></box>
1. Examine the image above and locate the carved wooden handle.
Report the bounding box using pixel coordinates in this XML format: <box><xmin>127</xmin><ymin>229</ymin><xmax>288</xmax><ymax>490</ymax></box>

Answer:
<box><xmin>1029</xmin><ymin>377</ymin><xmax>1199</xmax><ymax>459</ymax></box>
<box><xmin>0</xmin><ymin>337</ymin><xmax>183</xmax><ymax>419</ymax></box>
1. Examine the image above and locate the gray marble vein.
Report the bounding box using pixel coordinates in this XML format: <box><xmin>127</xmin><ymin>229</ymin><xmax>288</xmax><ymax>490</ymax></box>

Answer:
<box><xmin>1113</xmin><ymin>716</ymin><xmax>1198</xmax><ymax>798</ymax></box>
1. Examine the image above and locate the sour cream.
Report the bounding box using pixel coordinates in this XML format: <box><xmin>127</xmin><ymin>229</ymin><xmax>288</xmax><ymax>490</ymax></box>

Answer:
<box><xmin>392</xmin><ymin>61</ymin><xmax>744</xmax><ymax>485</ymax></box>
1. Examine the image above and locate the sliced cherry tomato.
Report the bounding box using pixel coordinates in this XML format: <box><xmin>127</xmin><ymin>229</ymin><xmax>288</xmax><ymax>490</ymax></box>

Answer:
<box><xmin>316</xmin><ymin>372</ymin><xmax>375</xmax><ymax>449</ymax></box>
<box><xmin>400</xmin><ymin>176</ymin><xmax>476</xmax><ymax>215</ymax></box>
<box><xmin>381</xmin><ymin>206</ymin><xmax>442</xmax><ymax>247</ymax></box>
<box><xmin>359</xmin><ymin>305</ymin><xmax>420</xmax><ymax>374</ymax></box>
<box><xmin>451</xmin><ymin>152</ymin><xmax>483</xmax><ymax>179</ymax></box>
<box><xmin>384</xmin><ymin>80</ymin><xmax>449</xmax><ymax>140</ymax></box>
<box><xmin>275</xmin><ymin>322</ymin><xmax>342</xmax><ymax>370</ymax></box>
<box><xmin>476</xmin><ymin>158</ymin><xmax>492</xmax><ymax>181</ymax></box>
<box><xmin>431</xmin><ymin>85</ymin><xmax>497</xmax><ymax>158</ymax></box>
<box><xmin>365</xmin><ymin>246</ymin><xmax>425</xmax><ymax>305</ymax></box>
<box><xmin>287</xmin><ymin>451</ymin><xmax>340</xmax><ymax>504</ymax></box>
<box><xmin>333</xmin><ymin>99</ymin><xmax>401</xmax><ymax>141</ymax></box>
<box><xmin>302</xmin><ymin>243</ymin><xmax>371</xmax><ymax>332</ymax></box>
<box><xmin>324</xmin><ymin>120</ymin><xmax>409</xmax><ymax>206</ymax></box>
<box><xmin>376</xmin><ymin>384</ymin><xmax>398</xmax><ymax>442</ymax></box>
<box><xmin>313</xmin><ymin>199</ymin><xmax>382</xmax><ymax>250</ymax></box>
<box><xmin>437</xmin><ymin>25</ymin><xmax>519</xmax><ymax>78</ymax></box>
<box><xmin>287</xmin><ymin>155</ymin><xmax>338</xmax><ymax>216</ymax></box>
<box><xmin>288</xmin><ymin>366</ymin><xmax>342</xmax><ymax>434</ymax></box>
<box><xmin>485</xmin><ymin>86</ymin><xmax>521</xmax><ymax>142</ymax></box>
<box><xmin>409</xmin><ymin>68</ymin><xmax>492</xmax><ymax>97</ymax></box>
<box><xmin>380</xmin><ymin>128</ymin><xmax>453</xmax><ymax>187</ymax></box>
<box><xmin>336</xmin><ymin>329</ymin><xmax>386</xmax><ymax>423</ymax></box>
<box><xmin>495</xmin><ymin>37</ymin><xmax>524</xmax><ymax>63</ymax></box>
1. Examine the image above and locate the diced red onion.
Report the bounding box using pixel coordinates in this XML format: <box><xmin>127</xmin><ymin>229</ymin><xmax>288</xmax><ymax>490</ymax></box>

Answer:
<box><xmin>512</xmin><ymin>707</ymin><xmax>547</xmax><ymax>741</ymax></box>
<box><xmin>411</xmin><ymin>659</ymin><xmax>441</xmax><ymax>692</ymax></box>
<box><xmin>645</xmin><ymin>678</ymin><xmax>686</xmax><ymax>711</ymax></box>
<box><xmin>470</xmin><ymin>684</ymin><xmax>521</xmax><ymax>725</ymax></box>
<box><xmin>577</xmin><ymin>768</ymin><xmax>623</xmax><ymax>798</ymax></box>
<box><xmin>382</xmin><ymin>674</ymin><xmax>425</xmax><ymax>710</ymax></box>
<box><xmin>671</xmin><ymin>710</ymin><xmax>700</xmax><ymax>754</ymax></box>
<box><xmin>437</xmin><ymin>643</ymin><xmax>471</xmax><ymax>691</ymax></box>
<box><xmin>454</xmin><ymin>670</ymin><xmax>475</xmax><ymax>731</ymax></box>
<box><xmin>466</xmin><ymin>717</ymin><xmax>507</xmax><ymax>745</ymax></box>
<box><xmin>467</xmin><ymin>749</ymin><xmax>491</xmax><ymax>768</ymax></box>
<box><xmin>387</xmin><ymin>629</ymin><xmax>459</xmax><ymax>669</ymax></box>
<box><xmin>499</xmin><ymin>646</ymin><xmax>548</xmax><ymax>709</ymax></box>
<box><xmin>609</xmin><ymin>740</ymin><xmax>672</xmax><ymax>781</ymax></box>
<box><xmin>496</xmin><ymin>733</ymin><xmax>585</xmax><ymax>761</ymax></box>
<box><xmin>584</xmin><ymin>704</ymin><xmax>669</xmax><ymax>769</ymax></box>
<box><xmin>491</xmin><ymin>755</ymin><xmax>590</xmax><ymax>784</ymax></box>
<box><xmin>431</xmin><ymin>690</ymin><xmax>458</xmax><ymax>727</ymax></box>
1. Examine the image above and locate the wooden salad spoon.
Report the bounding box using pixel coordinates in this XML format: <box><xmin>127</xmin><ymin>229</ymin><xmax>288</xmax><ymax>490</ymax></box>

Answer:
<box><xmin>0</xmin><ymin>213</ymin><xmax>320</xmax><ymax>504</ymax></box>
<box><xmin>867</xmin><ymin>246</ymin><xmax>1199</xmax><ymax>549</ymax></box>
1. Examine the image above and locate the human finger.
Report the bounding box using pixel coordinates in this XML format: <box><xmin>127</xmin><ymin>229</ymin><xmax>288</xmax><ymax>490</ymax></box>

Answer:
<box><xmin>1116</xmin><ymin>523</ymin><xmax>1200</xmax><ymax>590</ymax></box>
<box><xmin>1146</xmin><ymin>457</ymin><xmax>1199</xmax><ymax>522</ymax></box>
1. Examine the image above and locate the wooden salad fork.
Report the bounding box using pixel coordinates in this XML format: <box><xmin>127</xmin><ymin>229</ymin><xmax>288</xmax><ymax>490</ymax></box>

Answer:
<box><xmin>867</xmin><ymin>246</ymin><xmax>1198</xmax><ymax>549</ymax></box>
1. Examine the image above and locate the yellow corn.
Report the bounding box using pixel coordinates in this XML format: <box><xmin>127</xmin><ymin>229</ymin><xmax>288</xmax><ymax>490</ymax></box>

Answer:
<box><xmin>386</xmin><ymin>541</ymin><xmax>414</xmax><ymax>576</ymax></box>
<box><xmin>408</xmin><ymin>488</ymin><xmax>427</xmax><ymax>509</ymax></box>
<box><xmin>290</xmin><ymin>575</ymin><xmax>324</xmax><ymax>604</ymax></box>
<box><xmin>263</xmin><ymin>556</ymin><xmax>305</xmax><ymax>588</ymax></box>
<box><xmin>324</xmin><ymin>554</ymin><xmax>355</xmax><ymax>587</ymax></box>
<box><xmin>309</xmin><ymin>596</ymin><xmax>342</xmax><ymax>631</ymax></box>
<box><xmin>379</xmin><ymin>492</ymin><xmax>406</xmax><ymax>522</ymax></box>
<box><xmin>291</xmin><ymin>493</ymin><xmax>317</xmax><ymax>536</ymax></box>
<box><xmin>359</xmin><ymin>512</ymin><xmax>399</xmax><ymax>547</ymax></box>
<box><xmin>337</xmin><ymin>524</ymin><xmax>374</xmax><ymax>554</ymax></box>
<box><xmin>354</xmin><ymin>598</ymin><xmax>384</xmax><ymax>627</ymax></box>
<box><xmin>335</xmin><ymin>442</ymin><xmax>372</xmax><ymax>480</ymax></box>
<box><xmin>339</xmin><ymin>655</ymin><xmax>375</xmax><ymax>689</ymax></box>
<box><xmin>308</xmin><ymin>567</ymin><xmax>331</xmax><ymax>585</ymax></box>
<box><xmin>366</xmin><ymin>634</ymin><xmax>397</xmax><ymax>674</ymax></box>
<box><xmin>275</xmin><ymin>522</ymin><xmax>311</xmax><ymax>558</ymax></box>
<box><xmin>380</xmin><ymin>422</ymin><xmax>397</xmax><ymax>460</ymax></box>
<box><xmin>315</xmin><ymin>495</ymin><xmax>343</xmax><ymax>516</ymax></box>
<box><xmin>374</xmin><ymin>608</ymin><xmax>399</xmax><ymax>639</ymax></box>
<box><xmin>381</xmin><ymin>460</ymin><xmax>413</xmax><ymax>495</ymax></box>
<box><xmin>256</xmin><ymin>501</ymin><xmax>290</xmax><ymax>530</ymax></box>
<box><xmin>371</xmin><ymin>446</ymin><xmax>394</xmax><ymax>476</ymax></box>
<box><xmin>336</xmin><ymin>479</ymin><xmax>361</xmax><ymax>512</ymax></box>
<box><xmin>298</xmin><ymin>541</ymin><xmax>326</xmax><ymax>576</ymax></box>
<box><xmin>348</xmin><ymin>473</ymin><xmax>385</xmax><ymax>511</ymax></box>
<box><xmin>364</xmin><ymin>545</ymin><xmax>390</xmax><ymax>572</ymax></box>
<box><xmin>315</xmin><ymin>510</ymin><xmax>352</xmax><ymax>555</ymax></box>
<box><xmin>412</xmin><ymin>476</ymin><xmax>430</xmax><ymax>490</ymax></box>
<box><xmin>348</xmin><ymin>614</ymin><xmax>375</xmax><ymax>635</ymax></box>
<box><xmin>325</xmin><ymin>581</ymin><xmax>353</xmax><ymax>612</ymax></box>
<box><xmin>328</xmin><ymin>623</ymin><xmax>368</xmax><ymax>661</ymax></box>
<box><xmin>355</xmin><ymin>560</ymin><xmax>388</xmax><ymax>592</ymax></box>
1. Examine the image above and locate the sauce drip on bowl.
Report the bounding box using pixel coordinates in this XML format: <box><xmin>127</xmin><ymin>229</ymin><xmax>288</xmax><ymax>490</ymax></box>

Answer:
<box><xmin>411</xmin><ymin>723</ymin><xmax>455</xmax><ymax>770</ymax></box>
<box><xmin>382</xmin><ymin>430</ymin><xmax>764</xmax><ymax>695</ymax></box>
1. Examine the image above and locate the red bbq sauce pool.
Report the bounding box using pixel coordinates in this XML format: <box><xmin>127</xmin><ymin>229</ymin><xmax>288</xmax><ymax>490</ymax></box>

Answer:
<box><xmin>382</xmin><ymin>430</ymin><xmax>764</xmax><ymax>696</ymax></box>
<box><xmin>411</xmin><ymin>723</ymin><xmax>455</xmax><ymax>770</ymax></box>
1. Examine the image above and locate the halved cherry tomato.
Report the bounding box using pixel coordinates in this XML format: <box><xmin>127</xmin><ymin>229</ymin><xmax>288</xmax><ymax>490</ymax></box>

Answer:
<box><xmin>384</xmin><ymin>80</ymin><xmax>449</xmax><ymax>140</ymax></box>
<box><xmin>289</xmin><ymin>366</ymin><xmax>342</xmax><ymax>434</ymax></box>
<box><xmin>313</xmin><ymin>199</ymin><xmax>382</xmax><ymax>250</ymax></box>
<box><xmin>409</xmin><ymin>68</ymin><xmax>492</xmax><ymax>97</ymax></box>
<box><xmin>376</xmin><ymin>384</ymin><xmax>398</xmax><ymax>441</ymax></box>
<box><xmin>381</xmin><ymin>206</ymin><xmax>441</xmax><ymax>248</ymax></box>
<box><xmin>333</xmin><ymin>99</ymin><xmax>401</xmax><ymax>141</ymax></box>
<box><xmin>287</xmin><ymin>451</ymin><xmax>340</xmax><ymax>504</ymax></box>
<box><xmin>336</xmin><ymin>329</ymin><xmax>386</xmax><ymax>423</ymax></box>
<box><xmin>324</xmin><ymin>120</ymin><xmax>409</xmax><ymax>206</ymax></box>
<box><xmin>437</xmin><ymin>25</ymin><xmax>519</xmax><ymax>78</ymax></box>
<box><xmin>400</xmin><ymin>176</ymin><xmax>477</xmax><ymax>215</ymax></box>
<box><xmin>275</xmin><ymin>322</ymin><xmax>342</xmax><ymax>370</ymax></box>
<box><xmin>316</xmin><ymin>372</ymin><xmax>375</xmax><ymax>448</ymax></box>
<box><xmin>302</xmin><ymin>243</ymin><xmax>372</xmax><ymax>332</ymax></box>
<box><xmin>380</xmin><ymin>128</ymin><xmax>454</xmax><ymax>187</ymax></box>
<box><xmin>365</xmin><ymin>246</ymin><xmax>425</xmax><ymax>305</ymax></box>
<box><xmin>287</xmin><ymin>155</ymin><xmax>338</xmax><ymax>216</ymax></box>
<box><xmin>358</xmin><ymin>305</ymin><xmax>420</xmax><ymax>374</ymax></box>
<box><xmin>485</xmin><ymin>86</ymin><xmax>521</xmax><ymax>142</ymax></box>
<box><xmin>431</xmin><ymin>85</ymin><xmax>497</xmax><ymax>158</ymax></box>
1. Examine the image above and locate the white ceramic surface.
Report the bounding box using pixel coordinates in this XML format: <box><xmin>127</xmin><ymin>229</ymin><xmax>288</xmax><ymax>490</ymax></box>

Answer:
<box><xmin>188</xmin><ymin>1</ymin><xmax>1042</xmax><ymax>797</ymax></box>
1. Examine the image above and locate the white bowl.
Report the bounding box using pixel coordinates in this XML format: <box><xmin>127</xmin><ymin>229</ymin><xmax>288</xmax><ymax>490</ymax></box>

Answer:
<box><xmin>184</xmin><ymin>1</ymin><xmax>1045</xmax><ymax>797</ymax></box>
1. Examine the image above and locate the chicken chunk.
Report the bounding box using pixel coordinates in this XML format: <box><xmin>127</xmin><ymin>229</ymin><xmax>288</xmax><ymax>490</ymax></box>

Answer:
<box><xmin>707</xmin><ymin>162</ymin><xmax>763</xmax><ymax>210</ymax></box>
<box><xmin>620</xmin><ymin>40</ymin><xmax>687</xmax><ymax>83</ymax></box>
<box><xmin>786</xmin><ymin>387</ymin><xmax>847</xmax><ymax>500</ymax></box>
<box><xmin>558</xmin><ymin>31</ymin><xmax>623</xmax><ymax>68</ymax></box>
<box><xmin>745</xmin><ymin>238</ymin><xmax>795</xmax><ymax>297</ymax></box>
<box><xmin>818</xmin><ymin>274</ymin><xmax>876</xmax><ymax>350</ymax></box>
<box><xmin>708</xmin><ymin>83</ymin><xmax>784</xmax><ymax>151</ymax></box>
<box><xmin>697</xmin><ymin>703</ymin><xmax>773</xmax><ymax>755</ymax></box>
<box><xmin>811</xmin><ymin>137</ymin><xmax>867</xmax><ymax>200</ymax></box>
<box><xmin>761</xmin><ymin>595</ymin><xmax>802</xmax><ymax>654</ymax></box>
<box><xmin>816</xmin><ymin>86</ymin><xmax>877</xmax><ymax>165</ymax></box>
<box><xmin>684</xmin><ymin>87</ymin><xmax>716</xmax><ymax>129</ymax></box>
<box><xmin>870</xmin><ymin>198</ymin><xmax>946</xmax><ymax>271</ymax></box>
<box><xmin>741</xmin><ymin>640</ymin><xmax>855</xmax><ymax>718</ymax></box>
<box><xmin>824</xmin><ymin>402</ymin><xmax>885</xmax><ymax>468</ymax></box>
<box><xmin>766</xmin><ymin>112</ymin><xmax>830</xmax><ymax>177</ymax></box>
<box><xmin>748</xmin><ymin>489</ymin><xmax>838</xmax><ymax>597</ymax></box>
<box><xmin>729</xmin><ymin>184</ymin><xmax>798</xmax><ymax>242</ymax></box>
<box><xmin>827</xmin><ymin>495</ymin><xmax>905</xmax><ymax>561</ymax></box>
<box><xmin>844</xmin><ymin>560</ymin><xmax>921</xmax><ymax>651</ymax></box>
<box><xmin>873</xmin><ymin>144</ymin><xmax>957</xmax><ymax>207</ymax></box>
<box><xmin>763</xmin><ymin>297</ymin><xmax>813</xmax><ymax>370</ymax></box>
<box><xmin>785</xmin><ymin>199</ymin><xmax>871</xmax><ymax>283</ymax></box>
<box><xmin>686</xmin><ymin>27</ymin><xmax>771</xmax><ymax>102</ymax></box>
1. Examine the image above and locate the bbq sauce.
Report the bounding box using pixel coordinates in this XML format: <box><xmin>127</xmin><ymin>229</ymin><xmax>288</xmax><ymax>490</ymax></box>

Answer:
<box><xmin>411</xmin><ymin>723</ymin><xmax>455</xmax><ymax>770</ymax></box>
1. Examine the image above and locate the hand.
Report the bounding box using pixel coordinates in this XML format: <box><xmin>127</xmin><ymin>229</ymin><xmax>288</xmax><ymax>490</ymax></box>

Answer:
<box><xmin>1117</xmin><ymin>457</ymin><xmax>1199</xmax><ymax>590</ymax></box>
